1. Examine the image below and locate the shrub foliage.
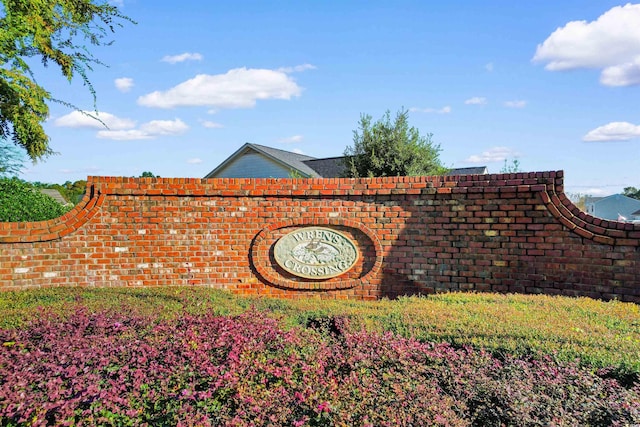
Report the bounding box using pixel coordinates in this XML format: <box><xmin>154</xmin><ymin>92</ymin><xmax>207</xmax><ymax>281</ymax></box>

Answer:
<box><xmin>0</xmin><ymin>177</ymin><xmax>70</xmax><ymax>222</ymax></box>
<box><xmin>1</xmin><ymin>288</ymin><xmax>638</xmax><ymax>377</ymax></box>
<box><xmin>343</xmin><ymin>108</ymin><xmax>448</xmax><ymax>178</ymax></box>
<box><xmin>1</xmin><ymin>308</ymin><xmax>638</xmax><ymax>426</ymax></box>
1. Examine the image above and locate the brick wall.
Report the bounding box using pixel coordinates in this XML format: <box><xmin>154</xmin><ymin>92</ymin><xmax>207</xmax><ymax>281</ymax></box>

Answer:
<box><xmin>1</xmin><ymin>171</ymin><xmax>639</xmax><ymax>302</ymax></box>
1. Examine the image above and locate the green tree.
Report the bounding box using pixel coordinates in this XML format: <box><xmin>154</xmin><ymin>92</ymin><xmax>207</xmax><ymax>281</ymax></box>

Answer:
<box><xmin>343</xmin><ymin>108</ymin><xmax>447</xmax><ymax>178</ymax></box>
<box><xmin>622</xmin><ymin>187</ymin><xmax>640</xmax><ymax>200</ymax></box>
<box><xmin>500</xmin><ymin>159</ymin><xmax>522</xmax><ymax>173</ymax></box>
<box><xmin>567</xmin><ymin>192</ymin><xmax>589</xmax><ymax>211</ymax></box>
<box><xmin>30</xmin><ymin>178</ymin><xmax>87</xmax><ymax>205</ymax></box>
<box><xmin>0</xmin><ymin>0</ymin><xmax>133</xmax><ymax>161</ymax></box>
<box><xmin>288</xmin><ymin>169</ymin><xmax>304</xmax><ymax>179</ymax></box>
<box><xmin>64</xmin><ymin>179</ymin><xmax>88</xmax><ymax>203</ymax></box>
<box><xmin>140</xmin><ymin>171</ymin><xmax>158</xmax><ymax>178</ymax></box>
<box><xmin>0</xmin><ymin>137</ymin><xmax>26</xmax><ymax>176</ymax></box>
<box><xmin>0</xmin><ymin>177</ymin><xmax>70</xmax><ymax>221</ymax></box>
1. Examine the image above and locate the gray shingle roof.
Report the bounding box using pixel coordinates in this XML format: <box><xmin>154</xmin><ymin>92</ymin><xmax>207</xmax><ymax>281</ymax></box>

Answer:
<box><xmin>304</xmin><ymin>159</ymin><xmax>489</xmax><ymax>178</ymax></box>
<box><xmin>39</xmin><ymin>189</ymin><xmax>69</xmax><ymax>205</ymax></box>
<box><xmin>204</xmin><ymin>143</ymin><xmax>322</xmax><ymax>178</ymax></box>
<box><xmin>248</xmin><ymin>144</ymin><xmax>320</xmax><ymax>177</ymax></box>
<box><xmin>303</xmin><ymin>157</ymin><xmax>346</xmax><ymax>178</ymax></box>
<box><xmin>446</xmin><ymin>166</ymin><xmax>488</xmax><ymax>175</ymax></box>
<box><xmin>205</xmin><ymin>143</ymin><xmax>489</xmax><ymax>179</ymax></box>
<box><xmin>587</xmin><ymin>194</ymin><xmax>640</xmax><ymax>221</ymax></box>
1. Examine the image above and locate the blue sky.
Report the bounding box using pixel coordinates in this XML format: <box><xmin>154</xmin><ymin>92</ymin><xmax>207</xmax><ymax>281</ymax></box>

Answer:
<box><xmin>22</xmin><ymin>0</ymin><xmax>640</xmax><ymax>196</ymax></box>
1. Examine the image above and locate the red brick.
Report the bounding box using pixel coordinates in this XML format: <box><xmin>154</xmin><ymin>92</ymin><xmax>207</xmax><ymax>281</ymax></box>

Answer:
<box><xmin>0</xmin><ymin>172</ymin><xmax>638</xmax><ymax>300</ymax></box>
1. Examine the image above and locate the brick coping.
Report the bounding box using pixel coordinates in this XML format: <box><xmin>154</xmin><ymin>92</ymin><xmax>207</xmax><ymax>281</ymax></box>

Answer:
<box><xmin>1</xmin><ymin>171</ymin><xmax>638</xmax><ymax>245</ymax></box>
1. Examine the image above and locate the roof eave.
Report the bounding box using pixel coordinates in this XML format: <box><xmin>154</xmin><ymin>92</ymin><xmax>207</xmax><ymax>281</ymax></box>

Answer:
<box><xmin>249</xmin><ymin>145</ymin><xmax>315</xmax><ymax>178</ymax></box>
<box><xmin>204</xmin><ymin>143</ymin><xmax>255</xmax><ymax>178</ymax></box>
<box><xmin>204</xmin><ymin>143</ymin><xmax>316</xmax><ymax>179</ymax></box>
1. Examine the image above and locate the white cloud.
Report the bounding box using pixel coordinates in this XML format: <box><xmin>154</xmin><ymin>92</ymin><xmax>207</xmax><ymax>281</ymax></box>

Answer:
<box><xmin>54</xmin><ymin>111</ymin><xmax>136</xmax><ymax>130</ymax></box>
<box><xmin>277</xmin><ymin>63</ymin><xmax>317</xmax><ymax>73</ymax></box>
<box><xmin>97</xmin><ymin>118</ymin><xmax>189</xmax><ymax>141</ymax></box>
<box><xmin>137</xmin><ymin>67</ymin><xmax>303</xmax><ymax>109</ymax></box>
<box><xmin>533</xmin><ymin>3</ymin><xmax>640</xmax><ymax>86</ymax></box>
<box><xmin>187</xmin><ymin>158</ymin><xmax>203</xmax><ymax>164</ymax></box>
<box><xmin>140</xmin><ymin>119</ymin><xmax>189</xmax><ymax>135</ymax></box>
<box><xmin>57</xmin><ymin>111</ymin><xmax>190</xmax><ymax>141</ymax></box>
<box><xmin>504</xmin><ymin>100</ymin><xmax>527</xmax><ymax>108</ymax></box>
<box><xmin>201</xmin><ymin>120</ymin><xmax>223</xmax><ymax>129</ymax></box>
<box><xmin>600</xmin><ymin>57</ymin><xmax>640</xmax><ymax>86</ymax></box>
<box><xmin>278</xmin><ymin>135</ymin><xmax>304</xmax><ymax>143</ymax></box>
<box><xmin>161</xmin><ymin>52</ymin><xmax>203</xmax><ymax>64</ymax></box>
<box><xmin>583</xmin><ymin>121</ymin><xmax>640</xmax><ymax>141</ymax></box>
<box><xmin>464</xmin><ymin>97</ymin><xmax>487</xmax><ymax>105</ymax></box>
<box><xmin>465</xmin><ymin>146</ymin><xmax>519</xmax><ymax>163</ymax></box>
<box><xmin>96</xmin><ymin>130</ymin><xmax>153</xmax><ymax>141</ymax></box>
<box><xmin>292</xmin><ymin>148</ymin><xmax>304</xmax><ymax>154</ymax></box>
<box><xmin>115</xmin><ymin>77</ymin><xmax>134</xmax><ymax>92</ymax></box>
<box><xmin>485</xmin><ymin>62</ymin><xmax>494</xmax><ymax>72</ymax></box>
<box><xmin>409</xmin><ymin>106</ymin><xmax>451</xmax><ymax>114</ymax></box>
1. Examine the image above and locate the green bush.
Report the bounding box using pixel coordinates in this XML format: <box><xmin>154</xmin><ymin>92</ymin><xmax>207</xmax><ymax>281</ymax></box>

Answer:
<box><xmin>0</xmin><ymin>177</ymin><xmax>71</xmax><ymax>222</ymax></box>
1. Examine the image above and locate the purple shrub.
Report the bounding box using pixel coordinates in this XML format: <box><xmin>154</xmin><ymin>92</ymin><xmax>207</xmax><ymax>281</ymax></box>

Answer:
<box><xmin>0</xmin><ymin>307</ymin><xmax>638</xmax><ymax>426</ymax></box>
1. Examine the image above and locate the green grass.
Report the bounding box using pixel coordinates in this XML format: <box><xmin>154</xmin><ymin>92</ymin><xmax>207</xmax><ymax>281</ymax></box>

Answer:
<box><xmin>1</xmin><ymin>286</ymin><xmax>639</xmax><ymax>376</ymax></box>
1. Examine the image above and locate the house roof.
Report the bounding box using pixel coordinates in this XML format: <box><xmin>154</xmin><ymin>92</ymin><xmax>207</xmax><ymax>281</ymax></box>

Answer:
<box><xmin>585</xmin><ymin>193</ymin><xmax>640</xmax><ymax>221</ymax></box>
<box><xmin>302</xmin><ymin>157</ymin><xmax>345</xmax><ymax>178</ymax></box>
<box><xmin>446</xmin><ymin>166</ymin><xmax>488</xmax><ymax>176</ymax></box>
<box><xmin>591</xmin><ymin>194</ymin><xmax>639</xmax><ymax>205</ymax></box>
<box><xmin>585</xmin><ymin>196</ymin><xmax>605</xmax><ymax>204</ymax></box>
<box><xmin>204</xmin><ymin>143</ymin><xmax>321</xmax><ymax>178</ymax></box>
<box><xmin>39</xmin><ymin>189</ymin><xmax>68</xmax><ymax>205</ymax></box>
<box><xmin>205</xmin><ymin>143</ymin><xmax>488</xmax><ymax>179</ymax></box>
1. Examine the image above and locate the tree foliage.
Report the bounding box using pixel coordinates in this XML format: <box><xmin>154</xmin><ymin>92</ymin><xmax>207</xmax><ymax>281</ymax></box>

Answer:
<box><xmin>343</xmin><ymin>108</ymin><xmax>447</xmax><ymax>178</ymax></box>
<box><xmin>622</xmin><ymin>187</ymin><xmax>640</xmax><ymax>200</ymax></box>
<box><xmin>0</xmin><ymin>0</ymin><xmax>132</xmax><ymax>161</ymax></box>
<box><xmin>31</xmin><ymin>178</ymin><xmax>87</xmax><ymax>204</ymax></box>
<box><xmin>0</xmin><ymin>177</ymin><xmax>70</xmax><ymax>221</ymax></box>
<box><xmin>500</xmin><ymin>159</ymin><xmax>521</xmax><ymax>173</ymax></box>
<box><xmin>0</xmin><ymin>137</ymin><xmax>26</xmax><ymax>176</ymax></box>
<box><xmin>567</xmin><ymin>192</ymin><xmax>589</xmax><ymax>211</ymax></box>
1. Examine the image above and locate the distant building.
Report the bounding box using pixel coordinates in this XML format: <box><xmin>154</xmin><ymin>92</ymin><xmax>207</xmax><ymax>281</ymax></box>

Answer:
<box><xmin>38</xmin><ymin>189</ymin><xmax>70</xmax><ymax>206</ymax></box>
<box><xmin>446</xmin><ymin>166</ymin><xmax>489</xmax><ymax>176</ymax></box>
<box><xmin>205</xmin><ymin>143</ymin><xmax>327</xmax><ymax>178</ymax></box>
<box><xmin>204</xmin><ymin>143</ymin><xmax>487</xmax><ymax>179</ymax></box>
<box><xmin>585</xmin><ymin>194</ymin><xmax>640</xmax><ymax>222</ymax></box>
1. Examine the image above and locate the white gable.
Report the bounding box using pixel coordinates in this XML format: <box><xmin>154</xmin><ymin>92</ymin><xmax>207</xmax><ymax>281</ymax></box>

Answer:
<box><xmin>211</xmin><ymin>152</ymin><xmax>292</xmax><ymax>178</ymax></box>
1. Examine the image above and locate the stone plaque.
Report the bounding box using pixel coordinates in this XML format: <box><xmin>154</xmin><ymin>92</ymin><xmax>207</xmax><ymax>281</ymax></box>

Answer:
<box><xmin>274</xmin><ymin>227</ymin><xmax>359</xmax><ymax>279</ymax></box>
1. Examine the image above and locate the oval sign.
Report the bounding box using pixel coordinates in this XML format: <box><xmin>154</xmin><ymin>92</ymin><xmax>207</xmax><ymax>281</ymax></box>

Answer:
<box><xmin>274</xmin><ymin>227</ymin><xmax>359</xmax><ymax>279</ymax></box>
